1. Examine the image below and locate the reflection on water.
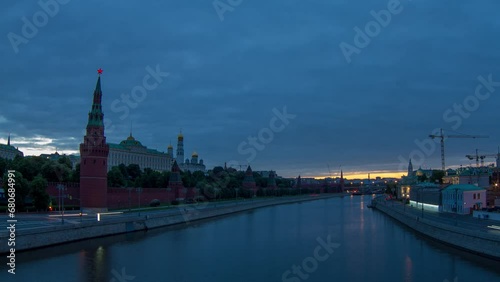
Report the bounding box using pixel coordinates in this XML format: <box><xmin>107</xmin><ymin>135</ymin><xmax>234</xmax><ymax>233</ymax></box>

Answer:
<box><xmin>1</xmin><ymin>196</ymin><xmax>499</xmax><ymax>282</ymax></box>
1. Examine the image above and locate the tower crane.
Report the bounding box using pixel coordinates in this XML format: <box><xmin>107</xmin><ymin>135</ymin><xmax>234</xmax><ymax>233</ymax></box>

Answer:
<box><xmin>466</xmin><ymin>147</ymin><xmax>500</xmax><ymax>167</ymax></box>
<box><xmin>429</xmin><ymin>128</ymin><xmax>488</xmax><ymax>171</ymax></box>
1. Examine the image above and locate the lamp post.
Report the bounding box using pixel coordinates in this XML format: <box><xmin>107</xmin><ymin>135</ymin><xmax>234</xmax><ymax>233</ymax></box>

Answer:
<box><xmin>57</xmin><ymin>184</ymin><xmax>66</xmax><ymax>224</ymax></box>
<box><xmin>127</xmin><ymin>187</ymin><xmax>132</xmax><ymax>211</ymax></box>
<box><xmin>136</xmin><ymin>187</ymin><xmax>143</xmax><ymax>208</ymax></box>
<box><xmin>454</xmin><ymin>188</ymin><xmax>459</xmax><ymax>226</ymax></box>
<box><xmin>419</xmin><ymin>187</ymin><xmax>424</xmax><ymax>218</ymax></box>
<box><xmin>421</xmin><ymin>189</ymin><xmax>424</xmax><ymax>218</ymax></box>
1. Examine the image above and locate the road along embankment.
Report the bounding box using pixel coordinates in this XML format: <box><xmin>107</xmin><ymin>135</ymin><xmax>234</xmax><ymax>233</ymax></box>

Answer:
<box><xmin>0</xmin><ymin>194</ymin><xmax>345</xmax><ymax>254</ymax></box>
<box><xmin>372</xmin><ymin>199</ymin><xmax>500</xmax><ymax>260</ymax></box>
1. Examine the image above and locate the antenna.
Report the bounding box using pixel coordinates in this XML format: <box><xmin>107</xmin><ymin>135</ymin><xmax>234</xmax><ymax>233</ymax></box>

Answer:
<box><xmin>130</xmin><ymin>120</ymin><xmax>133</xmax><ymax>136</ymax></box>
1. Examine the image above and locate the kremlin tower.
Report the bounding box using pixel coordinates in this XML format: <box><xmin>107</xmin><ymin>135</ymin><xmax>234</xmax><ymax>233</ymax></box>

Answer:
<box><xmin>242</xmin><ymin>165</ymin><xmax>256</xmax><ymax>190</ymax></box>
<box><xmin>267</xmin><ymin>170</ymin><xmax>277</xmax><ymax>189</ymax></box>
<box><xmin>79</xmin><ymin>69</ymin><xmax>110</xmax><ymax>211</ymax></box>
<box><xmin>176</xmin><ymin>131</ymin><xmax>184</xmax><ymax>164</ymax></box>
<box><xmin>168</xmin><ymin>160</ymin><xmax>184</xmax><ymax>199</ymax></box>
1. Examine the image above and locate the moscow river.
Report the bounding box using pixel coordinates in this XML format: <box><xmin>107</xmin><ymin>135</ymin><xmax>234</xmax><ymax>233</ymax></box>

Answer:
<box><xmin>2</xmin><ymin>195</ymin><xmax>500</xmax><ymax>282</ymax></box>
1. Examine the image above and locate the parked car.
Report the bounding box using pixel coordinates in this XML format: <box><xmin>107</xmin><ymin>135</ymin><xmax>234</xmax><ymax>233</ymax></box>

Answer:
<box><xmin>149</xmin><ymin>199</ymin><xmax>161</xmax><ymax>207</ymax></box>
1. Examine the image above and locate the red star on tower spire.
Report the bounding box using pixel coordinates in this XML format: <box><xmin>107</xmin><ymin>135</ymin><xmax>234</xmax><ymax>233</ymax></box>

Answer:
<box><xmin>97</xmin><ymin>68</ymin><xmax>103</xmax><ymax>75</ymax></box>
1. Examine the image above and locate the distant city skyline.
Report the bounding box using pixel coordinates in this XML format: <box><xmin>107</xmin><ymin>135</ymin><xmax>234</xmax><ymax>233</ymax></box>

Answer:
<box><xmin>1</xmin><ymin>1</ymin><xmax>500</xmax><ymax>178</ymax></box>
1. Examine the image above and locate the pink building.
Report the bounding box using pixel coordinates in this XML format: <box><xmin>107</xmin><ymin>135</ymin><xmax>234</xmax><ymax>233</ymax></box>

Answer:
<box><xmin>442</xmin><ymin>184</ymin><xmax>486</xmax><ymax>214</ymax></box>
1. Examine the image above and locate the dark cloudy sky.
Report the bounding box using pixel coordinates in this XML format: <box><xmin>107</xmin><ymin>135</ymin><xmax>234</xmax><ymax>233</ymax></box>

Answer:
<box><xmin>1</xmin><ymin>0</ymin><xmax>500</xmax><ymax>178</ymax></box>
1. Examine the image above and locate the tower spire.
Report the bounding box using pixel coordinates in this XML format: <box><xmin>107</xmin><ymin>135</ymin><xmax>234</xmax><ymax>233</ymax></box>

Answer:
<box><xmin>80</xmin><ymin>68</ymin><xmax>110</xmax><ymax>212</ymax></box>
<box><xmin>408</xmin><ymin>158</ymin><xmax>414</xmax><ymax>176</ymax></box>
<box><xmin>87</xmin><ymin>69</ymin><xmax>104</xmax><ymax>128</ymax></box>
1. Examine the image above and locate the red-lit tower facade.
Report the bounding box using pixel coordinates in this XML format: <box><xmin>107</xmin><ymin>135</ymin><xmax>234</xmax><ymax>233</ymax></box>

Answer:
<box><xmin>80</xmin><ymin>70</ymin><xmax>109</xmax><ymax>211</ymax></box>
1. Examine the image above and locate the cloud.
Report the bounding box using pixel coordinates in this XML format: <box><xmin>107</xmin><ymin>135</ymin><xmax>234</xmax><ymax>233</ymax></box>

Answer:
<box><xmin>1</xmin><ymin>0</ymin><xmax>500</xmax><ymax>177</ymax></box>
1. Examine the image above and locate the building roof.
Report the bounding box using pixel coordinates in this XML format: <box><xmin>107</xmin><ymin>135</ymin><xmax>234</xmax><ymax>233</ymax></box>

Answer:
<box><xmin>0</xmin><ymin>144</ymin><xmax>19</xmax><ymax>151</ymax></box>
<box><xmin>415</xmin><ymin>183</ymin><xmax>440</xmax><ymax>188</ymax></box>
<box><xmin>109</xmin><ymin>135</ymin><xmax>167</xmax><ymax>156</ymax></box>
<box><xmin>443</xmin><ymin>184</ymin><xmax>485</xmax><ymax>192</ymax></box>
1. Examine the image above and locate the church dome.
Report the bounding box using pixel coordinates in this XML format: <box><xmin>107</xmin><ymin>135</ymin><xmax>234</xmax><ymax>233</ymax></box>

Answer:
<box><xmin>416</xmin><ymin>168</ymin><xmax>424</xmax><ymax>177</ymax></box>
<box><xmin>178</xmin><ymin>132</ymin><xmax>183</xmax><ymax>139</ymax></box>
<box><xmin>120</xmin><ymin>134</ymin><xmax>143</xmax><ymax>147</ymax></box>
<box><xmin>168</xmin><ymin>144</ymin><xmax>173</xmax><ymax>149</ymax></box>
<box><xmin>192</xmin><ymin>151</ymin><xmax>198</xmax><ymax>157</ymax></box>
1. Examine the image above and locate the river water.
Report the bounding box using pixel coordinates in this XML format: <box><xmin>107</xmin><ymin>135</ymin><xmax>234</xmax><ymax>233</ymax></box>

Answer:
<box><xmin>2</xmin><ymin>195</ymin><xmax>499</xmax><ymax>282</ymax></box>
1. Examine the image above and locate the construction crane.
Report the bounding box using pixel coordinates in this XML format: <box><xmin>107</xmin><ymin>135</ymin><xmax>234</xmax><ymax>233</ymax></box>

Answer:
<box><xmin>466</xmin><ymin>148</ymin><xmax>500</xmax><ymax>167</ymax></box>
<box><xmin>429</xmin><ymin>128</ymin><xmax>489</xmax><ymax>171</ymax></box>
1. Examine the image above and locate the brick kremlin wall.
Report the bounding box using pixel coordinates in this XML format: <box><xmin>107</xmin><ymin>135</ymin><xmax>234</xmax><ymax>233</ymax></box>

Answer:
<box><xmin>46</xmin><ymin>183</ymin><xmax>197</xmax><ymax>209</ymax></box>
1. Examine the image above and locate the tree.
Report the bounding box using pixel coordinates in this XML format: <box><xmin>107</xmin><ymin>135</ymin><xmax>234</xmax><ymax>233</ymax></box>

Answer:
<box><xmin>70</xmin><ymin>163</ymin><xmax>80</xmax><ymax>182</ymax></box>
<box><xmin>156</xmin><ymin>171</ymin><xmax>170</xmax><ymax>188</ymax></box>
<box><xmin>212</xmin><ymin>166</ymin><xmax>224</xmax><ymax>175</ymax></box>
<box><xmin>182</xmin><ymin>170</ymin><xmax>196</xmax><ymax>188</ymax></box>
<box><xmin>137</xmin><ymin>168</ymin><xmax>162</xmax><ymax>188</ymax></box>
<box><xmin>57</xmin><ymin>156</ymin><xmax>73</xmax><ymax>170</ymax></box>
<box><xmin>127</xmin><ymin>164</ymin><xmax>142</xmax><ymax>181</ymax></box>
<box><xmin>0</xmin><ymin>157</ymin><xmax>10</xmax><ymax>174</ymax></box>
<box><xmin>30</xmin><ymin>175</ymin><xmax>49</xmax><ymax>210</ymax></box>
<box><xmin>192</xmin><ymin>171</ymin><xmax>205</xmax><ymax>185</ymax></box>
<box><xmin>417</xmin><ymin>174</ymin><xmax>428</xmax><ymax>183</ymax></box>
<box><xmin>11</xmin><ymin>156</ymin><xmax>46</xmax><ymax>181</ymax></box>
<box><xmin>108</xmin><ymin>166</ymin><xmax>125</xmax><ymax>187</ymax></box>
<box><xmin>41</xmin><ymin>162</ymin><xmax>71</xmax><ymax>182</ymax></box>
<box><xmin>430</xmin><ymin>170</ymin><xmax>445</xmax><ymax>184</ymax></box>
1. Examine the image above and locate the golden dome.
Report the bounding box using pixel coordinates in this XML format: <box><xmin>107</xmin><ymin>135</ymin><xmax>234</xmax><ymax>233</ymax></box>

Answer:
<box><xmin>168</xmin><ymin>144</ymin><xmax>173</xmax><ymax>149</ymax></box>
<box><xmin>192</xmin><ymin>151</ymin><xmax>198</xmax><ymax>157</ymax></box>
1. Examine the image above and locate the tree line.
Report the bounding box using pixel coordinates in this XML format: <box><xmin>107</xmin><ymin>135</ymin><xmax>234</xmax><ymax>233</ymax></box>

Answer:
<box><xmin>1</xmin><ymin>155</ymin><xmax>339</xmax><ymax>210</ymax></box>
<box><xmin>1</xmin><ymin>155</ymin><xmax>78</xmax><ymax>210</ymax></box>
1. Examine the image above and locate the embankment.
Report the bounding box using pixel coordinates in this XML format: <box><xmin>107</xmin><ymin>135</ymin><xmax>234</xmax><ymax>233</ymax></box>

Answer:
<box><xmin>0</xmin><ymin>194</ymin><xmax>344</xmax><ymax>254</ymax></box>
<box><xmin>373</xmin><ymin>199</ymin><xmax>500</xmax><ymax>260</ymax></box>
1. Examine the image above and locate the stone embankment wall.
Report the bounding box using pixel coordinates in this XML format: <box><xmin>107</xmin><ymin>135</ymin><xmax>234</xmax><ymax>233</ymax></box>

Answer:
<box><xmin>0</xmin><ymin>194</ymin><xmax>343</xmax><ymax>254</ymax></box>
<box><xmin>373</xmin><ymin>199</ymin><xmax>500</xmax><ymax>260</ymax></box>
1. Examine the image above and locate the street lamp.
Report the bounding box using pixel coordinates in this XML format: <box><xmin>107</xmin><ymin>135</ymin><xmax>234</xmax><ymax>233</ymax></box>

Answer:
<box><xmin>454</xmin><ymin>188</ymin><xmax>459</xmax><ymax>226</ymax></box>
<box><xmin>418</xmin><ymin>187</ymin><xmax>424</xmax><ymax>218</ymax></box>
<box><xmin>57</xmin><ymin>184</ymin><xmax>66</xmax><ymax>224</ymax></box>
<box><xmin>126</xmin><ymin>187</ymin><xmax>132</xmax><ymax>211</ymax></box>
<box><xmin>136</xmin><ymin>187</ymin><xmax>143</xmax><ymax>208</ymax></box>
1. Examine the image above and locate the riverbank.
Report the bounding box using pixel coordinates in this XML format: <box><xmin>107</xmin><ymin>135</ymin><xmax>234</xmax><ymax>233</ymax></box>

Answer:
<box><xmin>0</xmin><ymin>193</ymin><xmax>346</xmax><ymax>254</ymax></box>
<box><xmin>372</xmin><ymin>197</ymin><xmax>500</xmax><ymax>260</ymax></box>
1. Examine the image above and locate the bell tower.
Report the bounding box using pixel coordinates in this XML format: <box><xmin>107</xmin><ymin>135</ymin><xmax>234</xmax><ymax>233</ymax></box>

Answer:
<box><xmin>79</xmin><ymin>69</ymin><xmax>110</xmax><ymax>212</ymax></box>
